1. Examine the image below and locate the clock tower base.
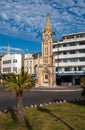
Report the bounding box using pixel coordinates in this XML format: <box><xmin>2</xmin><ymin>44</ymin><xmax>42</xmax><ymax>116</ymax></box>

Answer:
<box><xmin>37</xmin><ymin>64</ymin><xmax>56</xmax><ymax>88</ymax></box>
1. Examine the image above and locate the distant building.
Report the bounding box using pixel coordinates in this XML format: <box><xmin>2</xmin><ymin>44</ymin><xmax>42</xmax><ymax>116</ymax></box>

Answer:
<box><xmin>53</xmin><ymin>32</ymin><xmax>85</xmax><ymax>85</ymax></box>
<box><xmin>33</xmin><ymin>53</ymin><xmax>42</xmax><ymax>76</ymax></box>
<box><xmin>0</xmin><ymin>52</ymin><xmax>5</xmax><ymax>74</ymax></box>
<box><xmin>0</xmin><ymin>52</ymin><xmax>5</xmax><ymax>84</ymax></box>
<box><xmin>1</xmin><ymin>53</ymin><xmax>24</xmax><ymax>74</ymax></box>
<box><xmin>24</xmin><ymin>53</ymin><xmax>42</xmax><ymax>76</ymax></box>
<box><xmin>24</xmin><ymin>53</ymin><xmax>34</xmax><ymax>75</ymax></box>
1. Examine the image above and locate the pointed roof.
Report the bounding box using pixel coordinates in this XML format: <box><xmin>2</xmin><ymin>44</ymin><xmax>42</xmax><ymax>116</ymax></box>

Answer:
<box><xmin>8</xmin><ymin>44</ymin><xmax>10</xmax><ymax>54</ymax></box>
<box><xmin>45</xmin><ymin>13</ymin><xmax>52</xmax><ymax>30</ymax></box>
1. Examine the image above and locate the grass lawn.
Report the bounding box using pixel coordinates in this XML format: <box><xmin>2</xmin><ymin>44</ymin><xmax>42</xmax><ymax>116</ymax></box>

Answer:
<box><xmin>0</xmin><ymin>102</ymin><xmax>85</xmax><ymax>130</ymax></box>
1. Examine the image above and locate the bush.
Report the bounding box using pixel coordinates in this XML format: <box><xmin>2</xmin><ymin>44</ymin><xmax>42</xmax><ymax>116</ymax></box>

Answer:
<box><xmin>80</xmin><ymin>77</ymin><xmax>85</xmax><ymax>96</ymax></box>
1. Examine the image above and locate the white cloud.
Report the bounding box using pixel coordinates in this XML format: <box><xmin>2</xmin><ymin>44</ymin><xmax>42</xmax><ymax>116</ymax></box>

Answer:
<box><xmin>69</xmin><ymin>7</ymin><xmax>85</xmax><ymax>16</ymax></box>
<box><xmin>0</xmin><ymin>46</ymin><xmax>23</xmax><ymax>54</ymax></box>
<box><xmin>76</xmin><ymin>0</ymin><xmax>85</xmax><ymax>7</ymax></box>
<box><xmin>0</xmin><ymin>12</ymin><xmax>8</xmax><ymax>20</ymax></box>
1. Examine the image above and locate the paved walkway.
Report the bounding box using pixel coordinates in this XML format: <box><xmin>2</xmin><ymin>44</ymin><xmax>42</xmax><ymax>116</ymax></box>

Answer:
<box><xmin>31</xmin><ymin>85</ymin><xmax>82</xmax><ymax>92</ymax></box>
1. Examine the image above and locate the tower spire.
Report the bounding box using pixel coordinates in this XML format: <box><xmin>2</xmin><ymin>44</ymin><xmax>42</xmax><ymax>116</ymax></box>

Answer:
<box><xmin>8</xmin><ymin>44</ymin><xmax>10</xmax><ymax>54</ymax></box>
<box><xmin>45</xmin><ymin>13</ymin><xmax>52</xmax><ymax>30</ymax></box>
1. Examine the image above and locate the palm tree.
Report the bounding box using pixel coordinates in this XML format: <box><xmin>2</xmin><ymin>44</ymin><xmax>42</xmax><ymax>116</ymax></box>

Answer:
<box><xmin>5</xmin><ymin>69</ymin><xmax>37</xmax><ymax>123</ymax></box>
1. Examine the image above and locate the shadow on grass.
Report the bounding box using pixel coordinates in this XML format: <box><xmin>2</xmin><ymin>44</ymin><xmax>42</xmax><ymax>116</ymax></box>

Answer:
<box><xmin>7</xmin><ymin>107</ymin><xmax>17</xmax><ymax>121</ymax></box>
<box><xmin>24</xmin><ymin>116</ymin><xmax>33</xmax><ymax>130</ymax></box>
<box><xmin>7</xmin><ymin>107</ymin><xmax>33</xmax><ymax>130</ymax></box>
<box><xmin>37</xmin><ymin>106</ymin><xmax>74</xmax><ymax>130</ymax></box>
<box><xmin>69</xmin><ymin>99</ymin><xmax>85</xmax><ymax>107</ymax></box>
<box><xmin>68</xmin><ymin>90</ymin><xmax>85</xmax><ymax>106</ymax></box>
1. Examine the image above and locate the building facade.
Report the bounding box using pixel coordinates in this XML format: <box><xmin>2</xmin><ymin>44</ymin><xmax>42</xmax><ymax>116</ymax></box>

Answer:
<box><xmin>24</xmin><ymin>53</ymin><xmax>42</xmax><ymax>76</ymax></box>
<box><xmin>53</xmin><ymin>32</ymin><xmax>85</xmax><ymax>85</ymax></box>
<box><xmin>32</xmin><ymin>53</ymin><xmax>42</xmax><ymax>76</ymax></box>
<box><xmin>1</xmin><ymin>53</ymin><xmax>24</xmax><ymax>74</ymax></box>
<box><xmin>24</xmin><ymin>53</ymin><xmax>34</xmax><ymax>75</ymax></box>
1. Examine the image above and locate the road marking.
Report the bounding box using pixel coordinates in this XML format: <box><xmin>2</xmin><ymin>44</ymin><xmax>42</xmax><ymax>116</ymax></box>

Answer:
<box><xmin>30</xmin><ymin>89</ymin><xmax>82</xmax><ymax>92</ymax></box>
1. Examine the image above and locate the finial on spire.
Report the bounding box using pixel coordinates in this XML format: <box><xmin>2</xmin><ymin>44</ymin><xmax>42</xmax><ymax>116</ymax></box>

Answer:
<box><xmin>47</xmin><ymin>12</ymin><xmax>50</xmax><ymax>17</ymax></box>
<box><xmin>45</xmin><ymin>12</ymin><xmax>52</xmax><ymax>30</ymax></box>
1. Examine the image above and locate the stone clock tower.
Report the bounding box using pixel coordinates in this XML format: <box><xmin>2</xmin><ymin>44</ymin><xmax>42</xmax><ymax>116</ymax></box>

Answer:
<box><xmin>37</xmin><ymin>13</ymin><xmax>55</xmax><ymax>87</ymax></box>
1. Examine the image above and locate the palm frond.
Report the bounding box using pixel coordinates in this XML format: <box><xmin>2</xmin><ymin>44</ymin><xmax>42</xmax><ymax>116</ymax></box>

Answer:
<box><xmin>6</xmin><ymin>73</ymin><xmax>18</xmax><ymax>83</ymax></box>
<box><xmin>19</xmin><ymin>72</ymin><xmax>28</xmax><ymax>85</ymax></box>
<box><xmin>5</xmin><ymin>70</ymin><xmax>37</xmax><ymax>94</ymax></box>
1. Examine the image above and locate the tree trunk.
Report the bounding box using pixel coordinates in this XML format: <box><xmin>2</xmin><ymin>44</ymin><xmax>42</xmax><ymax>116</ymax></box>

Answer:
<box><xmin>15</xmin><ymin>91</ymin><xmax>24</xmax><ymax>123</ymax></box>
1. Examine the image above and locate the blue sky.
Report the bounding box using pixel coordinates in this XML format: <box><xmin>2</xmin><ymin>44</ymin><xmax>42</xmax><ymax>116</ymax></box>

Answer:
<box><xmin>0</xmin><ymin>0</ymin><xmax>85</xmax><ymax>54</ymax></box>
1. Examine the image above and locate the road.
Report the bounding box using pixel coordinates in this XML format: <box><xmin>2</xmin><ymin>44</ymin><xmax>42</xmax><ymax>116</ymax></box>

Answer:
<box><xmin>0</xmin><ymin>86</ymin><xmax>82</xmax><ymax>111</ymax></box>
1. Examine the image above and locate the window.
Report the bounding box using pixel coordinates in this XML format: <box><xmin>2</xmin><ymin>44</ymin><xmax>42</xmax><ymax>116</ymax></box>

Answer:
<box><xmin>63</xmin><ymin>43</ymin><xmax>68</xmax><ymax>47</ymax></box>
<box><xmin>63</xmin><ymin>59</ymin><xmax>68</xmax><ymax>62</ymax></box>
<box><xmin>66</xmin><ymin>35</ymin><xmax>74</xmax><ymax>39</ymax></box>
<box><xmin>27</xmin><ymin>61</ymin><xmax>29</xmax><ymax>65</ymax></box>
<box><xmin>65</xmin><ymin>67</ymin><xmax>70</xmax><ymax>71</ymax></box>
<box><xmin>55</xmin><ymin>59</ymin><xmax>62</xmax><ymax>63</ymax></box>
<box><xmin>56</xmin><ymin>52</ymin><xmax>62</xmax><ymax>55</ymax></box>
<box><xmin>69</xmin><ymin>50</ymin><xmax>75</xmax><ymax>54</ymax></box>
<box><xmin>3</xmin><ymin>67</ymin><xmax>11</xmax><ymax>72</ymax></box>
<box><xmin>78</xmin><ymin>66</ymin><xmax>82</xmax><ymax>71</ymax></box>
<box><xmin>13</xmin><ymin>67</ymin><xmax>17</xmax><ymax>72</ymax></box>
<box><xmin>69</xmin><ymin>42</ymin><xmax>76</xmax><ymax>46</ymax></box>
<box><xmin>74</xmin><ymin>67</ymin><xmax>77</xmax><ymax>71</ymax></box>
<box><xmin>79</xmin><ymin>49</ymin><xmax>85</xmax><ymax>53</ymax></box>
<box><xmin>76</xmin><ymin>34</ymin><xmax>79</xmax><ymax>38</ymax></box>
<box><xmin>13</xmin><ymin>59</ymin><xmax>17</xmax><ymax>63</ymax></box>
<box><xmin>56</xmin><ymin>67</ymin><xmax>58</xmax><ymax>71</ymax></box>
<box><xmin>45</xmin><ymin>74</ymin><xmax>48</xmax><ymax>79</ymax></box>
<box><xmin>79</xmin><ymin>58</ymin><xmax>85</xmax><ymax>62</ymax></box>
<box><xmin>63</xmin><ymin>51</ymin><xmax>68</xmax><ymax>55</ymax></box>
<box><xmin>79</xmin><ymin>34</ymin><xmax>84</xmax><ymax>37</ymax></box>
<box><xmin>45</xmin><ymin>47</ymin><xmax>48</xmax><ymax>55</ymax></box>
<box><xmin>3</xmin><ymin>60</ymin><xmax>11</xmax><ymax>64</ymax></box>
<box><xmin>44</xmin><ymin>57</ymin><xmax>48</xmax><ymax>64</ymax></box>
<box><xmin>69</xmin><ymin>58</ymin><xmax>78</xmax><ymax>62</ymax></box>
<box><xmin>79</xmin><ymin>42</ymin><xmax>85</xmax><ymax>45</ymax></box>
<box><xmin>53</xmin><ymin>44</ymin><xmax>62</xmax><ymax>48</ymax></box>
<box><xmin>53</xmin><ymin>45</ymin><xmax>56</xmax><ymax>48</ymax></box>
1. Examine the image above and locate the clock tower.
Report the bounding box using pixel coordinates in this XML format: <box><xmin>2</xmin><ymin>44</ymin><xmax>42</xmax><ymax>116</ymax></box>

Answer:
<box><xmin>42</xmin><ymin>13</ymin><xmax>53</xmax><ymax>65</ymax></box>
<box><xmin>37</xmin><ymin>13</ymin><xmax>56</xmax><ymax>87</ymax></box>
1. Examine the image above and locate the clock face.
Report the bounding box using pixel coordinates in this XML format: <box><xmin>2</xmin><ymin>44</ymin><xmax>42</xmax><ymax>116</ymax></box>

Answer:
<box><xmin>43</xmin><ymin>34</ymin><xmax>49</xmax><ymax>41</ymax></box>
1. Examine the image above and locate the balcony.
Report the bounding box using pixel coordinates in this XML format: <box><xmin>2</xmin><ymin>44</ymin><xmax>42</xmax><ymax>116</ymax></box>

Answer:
<box><xmin>54</xmin><ymin>62</ymin><xmax>85</xmax><ymax>67</ymax></box>
<box><xmin>54</xmin><ymin>53</ymin><xmax>85</xmax><ymax>59</ymax></box>
<box><xmin>53</xmin><ymin>45</ymin><xmax>85</xmax><ymax>52</ymax></box>
<box><xmin>59</xmin><ymin>37</ymin><xmax>85</xmax><ymax>43</ymax></box>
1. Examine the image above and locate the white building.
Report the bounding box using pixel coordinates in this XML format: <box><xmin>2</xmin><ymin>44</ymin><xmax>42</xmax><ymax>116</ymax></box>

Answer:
<box><xmin>53</xmin><ymin>32</ymin><xmax>85</xmax><ymax>85</ymax></box>
<box><xmin>24</xmin><ymin>53</ymin><xmax>33</xmax><ymax>75</ymax></box>
<box><xmin>1</xmin><ymin>53</ymin><xmax>24</xmax><ymax>74</ymax></box>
